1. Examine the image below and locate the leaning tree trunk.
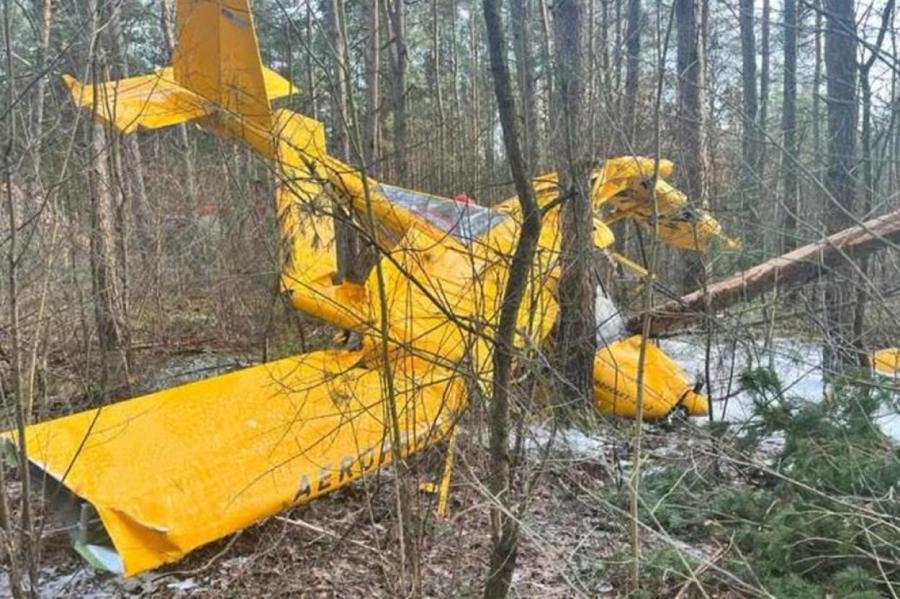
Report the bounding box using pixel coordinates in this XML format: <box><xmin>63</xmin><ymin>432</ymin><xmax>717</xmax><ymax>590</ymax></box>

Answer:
<box><xmin>626</xmin><ymin>209</ymin><xmax>900</xmax><ymax>336</ymax></box>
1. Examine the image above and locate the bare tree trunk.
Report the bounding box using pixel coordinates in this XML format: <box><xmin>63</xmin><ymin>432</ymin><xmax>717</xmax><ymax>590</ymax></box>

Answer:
<box><xmin>305</xmin><ymin>0</ymin><xmax>318</xmax><ymax>118</ymax></box>
<box><xmin>365</xmin><ymin>0</ymin><xmax>381</xmax><ymax>171</ymax></box>
<box><xmin>852</xmin><ymin>0</ymin><xmax>894</xmax><ymax>367</ymax></box>
<box><xmin>3</xmin><ymin>0</ymin><xmax>38</xmax><ymax>589</ymax></box>
<box><xmin>450</xmin><ymin>0</ymin><xmax>462</xmax><ymax>183</ymax></box>
<box><xmin>84</xmin><ymin>0</ymin><xmax>128</xmax><ymax>388</ymax></box>
<box><xmin>512</xmin><ymin>0</ymin><xmax>539</xmax><ymax>168</ymax></box>
<box><xmin>623</xmin><ymin>0</ymin><xmax>641</xmax><ymax>146</ymax></box>
<box><xmin>758</xmin><ymin>0</ymin><xmax>770</xmax><ymax>201</ymax></box>
<box><xmin>160</xmin><ymin>0</ymin><xmax>197</xmax><ymax>200</ymax></box>
<box><xmin>106</xmin><ymin>0</ymin><xmax>154</xmax><ymax>264</ymax></box>
<box><xmin>812</xmin><ymin>0</ymin><xmax>823</xmax><ymax>175</ymax></box>
<box><xmin>553</xmin><ymin>0</ymin><xmax>595</xmax><ymax>406</ymax></box>
<box><xmin>469</xmin><ymin>4</ymin><xmax>481</xmax><ymax>188</ymax></box>
<box><xmin>676</xmin><ymin>0</ymin><xmax>708</xmax><ymax>292</ymax></box>
<box><xmin>781</xmin><ymin>0</ymin><xmax>799</xmax><ymax>252</ymax></box>
<box><xmin>538</xmin><ymin>0</ymin><xmax>554</xmax><ymax>156</ymax></box>
<box><xmin>30</xmin><ymin>0</ymin><xmax>53</xmax><ymax>182</ymax></box>
<box><xmin>385</xmin><ymin>0</ymin><xmax>408</xmax><ymax>183</ymax></box>
<box><xmin>822</xmin><ymin>0</ymin><xmax>858</xmax><ymax>372</ymax></box>
<box><xmin>324</xmin><ymin>0</ymin><xmax>351</xmax><ymax>161</ymax></box>
<box><xmin>323</xmin><ymin>0</ymin><xmax>360</xmax><ymax>282</ymax></box>
<box><xmin>431</xmin><ymin>0</ymin><xmax>445</xmax><ymax>188</ymax></box>
<box><xmin>87</xmin><ymin>123</ymin><xmax>127</xmax><ymax>360</ymax></box>
<box><xmin>739</xmin><ymin>0</ymin><xmax>758</xmax><ymax>247</ymax></box>
<box><xmin>481</xmin><ymin>0</ymin><xmax>543</xmax><ymax>594</ymax></box>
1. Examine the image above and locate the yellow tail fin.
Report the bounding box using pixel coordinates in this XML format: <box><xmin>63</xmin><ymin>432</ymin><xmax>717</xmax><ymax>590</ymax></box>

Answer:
<box><xmin>173</xmin><ymin>0</ymin><xmax>273</xmax><ymax>129</ymax></box>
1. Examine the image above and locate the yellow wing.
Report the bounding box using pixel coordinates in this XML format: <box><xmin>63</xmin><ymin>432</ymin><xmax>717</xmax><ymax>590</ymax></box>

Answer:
<box><xmin>6</xmin><ymin>350</ymin><xmax>463</xmax><ymax>576</ymax></box>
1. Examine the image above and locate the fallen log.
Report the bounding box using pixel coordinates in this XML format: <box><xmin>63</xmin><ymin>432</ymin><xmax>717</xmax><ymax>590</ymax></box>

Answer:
<box><xmin>627</xmin><ymin>208</ymin><xmax>900</xmax><ymax>335</ymax></box>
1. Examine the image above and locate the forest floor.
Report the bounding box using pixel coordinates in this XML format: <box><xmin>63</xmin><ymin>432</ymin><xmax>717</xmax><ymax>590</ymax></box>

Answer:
<box><xmin>2</xmin><ymin>418</ymin><xmax>737</xmax><ymax>598</ymax></box>
<box><xmin>2</xmin><ymin>334</ymin><xmax>896</xmax><ymax>597</ymax></box>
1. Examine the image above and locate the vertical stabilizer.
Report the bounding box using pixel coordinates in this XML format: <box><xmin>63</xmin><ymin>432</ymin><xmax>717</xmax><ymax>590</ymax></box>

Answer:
<box><xmin>173</xmin><ymin>0</ymin><xmax>272</xmax><ymax>129</ymax></box>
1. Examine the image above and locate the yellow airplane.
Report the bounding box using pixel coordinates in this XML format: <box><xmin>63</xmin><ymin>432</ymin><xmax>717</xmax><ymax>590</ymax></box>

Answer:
<box><xmin>4</xmin><ymin>0</ymin><xmax>736</xmax><ymax>576</ymax></box>
<box><xmin>873</xmin><ymin>348</ymin><xmax>900</xmax><ymax>377</ymax></box>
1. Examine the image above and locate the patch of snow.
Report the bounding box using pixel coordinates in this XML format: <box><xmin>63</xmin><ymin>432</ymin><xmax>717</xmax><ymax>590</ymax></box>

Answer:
<box><xmin>595</xmin><ymin>286</ymin><xmax>627</xmax><ymax>345</ymax></box>
<box><xmin>527</xmin><ymin>424</ymin><xmax>614</xmax><ymax>456</ymax></box>
<box><xmin>167</xmin><ymin>577</ymin><xmax>201</xmax><ymax>593</ymax></box>
<box><xmin>659</xmin><ymin>336</ymin><xmax>900</xmax><ymax>440</ymax></box>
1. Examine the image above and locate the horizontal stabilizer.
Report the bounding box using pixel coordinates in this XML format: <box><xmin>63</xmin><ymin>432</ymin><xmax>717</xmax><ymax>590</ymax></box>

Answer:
<box><xmin>63</xmin><ymin>69</ymin><xmax>208</xmax><ymax>133</ymax></box>
<box><xmin>64</xmin><ymin>66</ymin><xmax>295</xmax><ymax>134</ymax></box>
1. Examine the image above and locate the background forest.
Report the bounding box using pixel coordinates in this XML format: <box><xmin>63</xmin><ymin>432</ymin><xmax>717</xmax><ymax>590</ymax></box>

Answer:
<box><xmin>2</xmin><ymin>0</ymin><xmax>900</xmax><ymax>596</ymax></box>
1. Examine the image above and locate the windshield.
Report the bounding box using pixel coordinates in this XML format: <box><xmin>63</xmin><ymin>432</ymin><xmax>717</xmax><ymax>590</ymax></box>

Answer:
<box><xmin>376</xmin><ymin>184</ymin><xmax>506</xmax><ymax>243</ymax></box>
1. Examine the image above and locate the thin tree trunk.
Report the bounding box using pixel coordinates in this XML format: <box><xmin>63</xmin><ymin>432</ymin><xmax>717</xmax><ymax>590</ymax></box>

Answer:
<box><xmin>739</xmin><ymin>0</ymin><xmax>758</xmax><ymax>246</ymax></box>
<box><xmin>538</xmin><ymin>0</ymin><xmax>554</xmax><ymax>155</ymax></box>
<box><xmin>758</xmin><ymin>0</ymin><xmax>770</xmax><ymax>205</ymax></box>
<box><xmin>85</xmin><ymin>0</ymin><xmax>128</xmax><ymax>389</ymax></box>
<box><xmin>161</xmin><ymin>0</ymin><xmax>197</xmax><ymax>200</ymax></box>
<box><xmin>3</xmin><ymin>0</ymin><xmax>38</xmax><ymax>588</ymax></box>
<box><xmin>365</xmin><ymin>0</ymin><xmax>380</xmax><ymax>171</ymax></box>
<box><xmin>324</xmin><ymin>0</ymin><xmax>351</xmax><ymax>161</ymax></box>
<box><xmin>781</xmin><ymin>0</ymin><xmax>799</xmax><ymax>252</ymax></box>
<box><xmin>812</xmin><ymin>0</ymin><xmax>823</xmax><ymax>175</ymax></box>
<box><xmin>323</xmin><ymin>0</ymin><xmax>360</xmax><ymax>282</ymax></box>
<box><xmin>305</xmin><ymin>0</ymin><xmax>318</xmax><ymax>118</ymax></box>
<box><xmin>106</xmin><ymin>0</ymin><xmax>154</xmax><ymax>266</ymax></box>
<box><xmin>469</xmin><ymin>3</ymin><xmax>481</xmax><ymax>188</ymax></box>
<box><xmin>30</xmin><ymin>0</ymin><xmax>53</xmax><ymax>182</ymax></box>
<box><xmin>385</xmin><ymin>0</ymin><xmax>408</xmax><ymax>183</ymax></box>
<box><xmin>481</xmin><ymin>0</ymin><xmax>542</xmax><ymax>594</ymax></box>
<box><xmin>431</xmin><ymin>0</ymin><xmax>445</xmax><ymax>188</ymax></box>
<box><xmin>623</xmin><ymin>0</ymin><xmax>641</xmax><ymax>146</ymax></box>
<box><xmin>512</xmin><ymin>0</ymin><xmax>539</xmax><ymax>168</ymax></box>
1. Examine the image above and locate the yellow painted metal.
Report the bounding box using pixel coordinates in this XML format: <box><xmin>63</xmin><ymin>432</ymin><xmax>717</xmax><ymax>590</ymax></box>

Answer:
<box><xmin>593</xmin><ymin>336</ymin><xmax>709</xmax><ymax>420</ymax></box>
<box><xmin>5</xmin><ymin>0</ymin><xmax>735</xmax><ymax>577</ymax></box>
<box><xmin>872</xmin><ymin>348</ymin><xmax>900</xmax><ymax>377</ymax></box>
<box><xmin>600</xmin><ymin>159</ymin><xmax>739</xmax><ymax>253</ymax></box>
<box><xmin>436</xmin><ymin>428</ymin><xmax>458</xmax><ymax>519</ymax></box>
<box><xmin>10</xmin><ymin>350</ymin><xmax>464</xmax><ymax>575</ymax></box>
<box><xmin>62</xmin><ymin>66</ymin><xmax>293</xmax><ymax>134</ymax></box>
<box><xmin>173</xmin><ymin>0</ymin><xmax>276</xmax><ymax>131</ymax></box>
